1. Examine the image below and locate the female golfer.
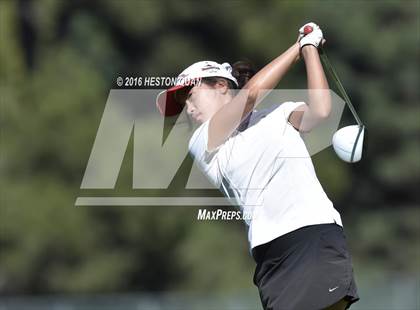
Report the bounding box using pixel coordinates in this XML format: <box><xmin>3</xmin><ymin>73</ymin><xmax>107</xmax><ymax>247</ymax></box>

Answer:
<box><xmin>157</xmin><ymin>22</ymin><xmax>359</xmax><ymax>310</ymax></box>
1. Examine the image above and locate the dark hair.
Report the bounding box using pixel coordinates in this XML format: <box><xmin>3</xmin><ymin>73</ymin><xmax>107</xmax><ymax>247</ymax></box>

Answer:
<box><xmin>201</xmin><ymin>76</ymin><xmax>237</xmax><ymax>90</ymax></box>
<box><xmin>201</xmin><ymin>60</ymin><xmax>257</xmax><ymax>90</ymax></box>
<box><xmin>232</xmin><ymin>59</ymin><xmax>256</xmax><ymax>89</ymax></box>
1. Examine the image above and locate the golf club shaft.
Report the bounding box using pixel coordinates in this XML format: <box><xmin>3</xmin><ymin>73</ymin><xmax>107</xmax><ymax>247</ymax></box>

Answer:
<box><xmin>319</xmin><ymin>47</ymin><xmax>363</xmax><ymax>126</ymax></box>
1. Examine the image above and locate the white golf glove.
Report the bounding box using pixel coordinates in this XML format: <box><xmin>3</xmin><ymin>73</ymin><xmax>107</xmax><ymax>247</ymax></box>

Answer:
<box><xmin>298</xmin><ymin>22</ymin><xmax>324</xmax><ymax>50</ymax></box>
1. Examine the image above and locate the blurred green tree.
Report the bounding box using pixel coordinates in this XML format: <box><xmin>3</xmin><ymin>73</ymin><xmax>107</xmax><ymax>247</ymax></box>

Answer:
<box><xmin>0</xmin><ymin>0</ymin><xmax>418</xmax><ymax>295</ymax></box>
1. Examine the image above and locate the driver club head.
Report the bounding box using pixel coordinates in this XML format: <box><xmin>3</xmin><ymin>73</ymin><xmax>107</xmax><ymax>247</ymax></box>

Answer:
<box><xmin>332</xmin><ymin>125</ymin><xmax>365</xmax><ymax>163</ymax></box>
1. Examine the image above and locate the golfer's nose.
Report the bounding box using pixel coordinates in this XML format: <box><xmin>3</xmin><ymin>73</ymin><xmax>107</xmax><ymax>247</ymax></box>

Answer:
<box><xmin>186</xmin><ymin>101</ymin><xmax>195</xmax><ymax>115</ymax></box>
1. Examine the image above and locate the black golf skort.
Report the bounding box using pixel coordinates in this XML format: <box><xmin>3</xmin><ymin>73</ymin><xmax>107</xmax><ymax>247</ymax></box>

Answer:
<box><xmin>252</xmin><ymin>223</ymin><xmax>359</xmax><ymax>310</ymax></box>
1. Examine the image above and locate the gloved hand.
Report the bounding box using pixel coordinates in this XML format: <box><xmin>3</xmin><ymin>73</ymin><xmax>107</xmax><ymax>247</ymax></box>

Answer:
<box><xmin>298</xmin><ymin>22</ymin><xmax>324</xmax><ymax>50</ymax></box>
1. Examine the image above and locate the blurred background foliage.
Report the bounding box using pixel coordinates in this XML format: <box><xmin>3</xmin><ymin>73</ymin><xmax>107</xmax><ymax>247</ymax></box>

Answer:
<box><xmin>0</xmin><ymin>0</ymin><xmax>419</xmax><ymax>306</ymax></box>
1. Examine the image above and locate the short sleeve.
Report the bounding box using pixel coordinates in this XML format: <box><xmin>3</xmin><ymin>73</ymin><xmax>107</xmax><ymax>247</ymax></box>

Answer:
<box><xmin>260</xmin><ymin>101</ymin><xmax>306</xmax><ymax>129</ymax></box>
<box><xmin>188</xmin><ymin>120</ymin><xmax>222</xmax><ymax>186</ymax></box>
<box><xmin>189</xmin><ymin>120</ymin><xmax>221</xmax><ymax>160</ymax></box>
<box><xmin>278</xmin><ymin>101</ymin><xmax>306</xmax><ymax>123</ymax></box>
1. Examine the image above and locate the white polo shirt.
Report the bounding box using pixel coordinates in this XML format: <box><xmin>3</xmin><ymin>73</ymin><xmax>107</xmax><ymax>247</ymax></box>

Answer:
<box><xmin>188</xmin><ymin>101</ymin><xmax>342</xmax><ymax>249</ymax></box>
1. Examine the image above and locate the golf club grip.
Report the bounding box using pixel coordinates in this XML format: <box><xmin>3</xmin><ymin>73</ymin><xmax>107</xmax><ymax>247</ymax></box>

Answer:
<box><xmin>319</xmin><ymin>47</ymin><xmax>363</xmax><ymax>126</ymax></box>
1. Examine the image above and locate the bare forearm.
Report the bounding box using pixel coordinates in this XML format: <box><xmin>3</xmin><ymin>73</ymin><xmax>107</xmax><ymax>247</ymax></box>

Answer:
<box><xmin>246</xmin><ymin>43</ymin><xmax>300</xmax><ymax>91</ymax></box>
<box><xmin>301</xmin><ymin>46</ymin><xmax>331</xmax><ymax>118</ymax></box>
<box><xmin>242</xmin><ymin>43</ymin><xmax>300</xmax><ymax>114</ymax></box>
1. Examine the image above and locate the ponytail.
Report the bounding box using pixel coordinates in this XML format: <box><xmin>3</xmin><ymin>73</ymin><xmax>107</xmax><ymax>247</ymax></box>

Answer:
<box><xmin>232</xmin><ymin>60</ymin><xmax>257</xmax><ymax>89</ymax></box>
<box><xmin>201</xmin><ymin>60</ymin><xmax>256</xmax><ymax>90</ymax></box>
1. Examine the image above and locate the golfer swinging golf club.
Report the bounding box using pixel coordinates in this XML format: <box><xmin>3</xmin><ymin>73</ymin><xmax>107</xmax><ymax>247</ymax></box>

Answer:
<box><xmin>157</xmin><ymin>22</ymin><xmax>359</xmax><ymax>310</ymax></box>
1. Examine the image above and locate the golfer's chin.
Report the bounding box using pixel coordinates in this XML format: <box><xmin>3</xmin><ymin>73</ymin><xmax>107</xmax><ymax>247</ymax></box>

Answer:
<box><xmin>191</xmin><ymin>114</ymin><xmax>207</xmax><ymax>125</ymax></box>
